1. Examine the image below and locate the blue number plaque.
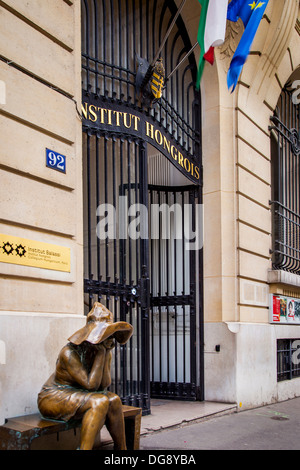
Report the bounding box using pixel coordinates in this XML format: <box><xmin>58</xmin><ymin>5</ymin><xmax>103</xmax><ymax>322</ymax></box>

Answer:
<box><xmin>46</xmin><ymin>149</ymin><xmax>66</xmax><ymax>173</ymax></box>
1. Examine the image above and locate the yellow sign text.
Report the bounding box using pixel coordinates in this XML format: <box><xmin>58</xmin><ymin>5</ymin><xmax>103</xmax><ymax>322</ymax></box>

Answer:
<box><xmin>0</xmin><ymin>234</ymin><xmax>71</xmax><ymax>273</ymax></box>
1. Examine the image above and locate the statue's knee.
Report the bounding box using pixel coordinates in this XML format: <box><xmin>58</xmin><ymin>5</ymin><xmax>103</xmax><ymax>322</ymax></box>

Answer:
<box><xmin>91</xmin><ymin>395</ymin><xmax>109</xmax><ymax>414</ymax></box>
<box><xmin>109</xmin><ymin>394</ymin><xmax>122</xmax><ymax>412</ymax></box>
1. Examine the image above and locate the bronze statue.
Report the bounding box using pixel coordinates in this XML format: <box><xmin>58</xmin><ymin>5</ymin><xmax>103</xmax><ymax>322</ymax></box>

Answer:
<box><xmin>38</xmin><ymin>302</ymin><xmax>133</xmax><ymax>450</ymax></box>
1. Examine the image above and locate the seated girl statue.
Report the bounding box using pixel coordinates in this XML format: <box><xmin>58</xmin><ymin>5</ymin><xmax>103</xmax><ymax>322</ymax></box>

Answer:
<box><xmin>38</xmin><ymin>302</ymin><xmax>133</xmax><ymax>450</ymax></box>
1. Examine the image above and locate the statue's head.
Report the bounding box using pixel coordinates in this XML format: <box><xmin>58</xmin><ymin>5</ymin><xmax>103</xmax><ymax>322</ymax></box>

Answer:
<box><xmin>68</xmin><ymin>302</ymin><xmax>133</xmax><ymax>346</ymax></box>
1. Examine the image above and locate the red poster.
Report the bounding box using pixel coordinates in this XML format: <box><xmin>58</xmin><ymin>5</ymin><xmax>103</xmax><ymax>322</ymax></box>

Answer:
<box><xmin>273</xmin><ymin>296</ymin><xmax>280</xmax><ymax>322</ymax></box>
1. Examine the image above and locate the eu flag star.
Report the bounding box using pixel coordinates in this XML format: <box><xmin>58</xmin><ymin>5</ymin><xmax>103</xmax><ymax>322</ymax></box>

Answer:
<box><xmin>255</xmin><ymin>2</ymin><xmax>265</xmax><ymax>10</ymax></box>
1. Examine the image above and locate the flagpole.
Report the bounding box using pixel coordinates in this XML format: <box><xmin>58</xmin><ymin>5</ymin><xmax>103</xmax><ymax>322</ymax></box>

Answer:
<box><xmin>139</xmin><ymin>0</ymin><xmax>187</xmax><ymax>92</ymax></box>
<box><xmin>166</xmin><ymin>41</ymin><xmax>199</xmax><ymax>81</ymax></box>
<box><xmin>151</xmin><ymin>0</ymin><xmax>187</xmax><ymax>66</ymax></box>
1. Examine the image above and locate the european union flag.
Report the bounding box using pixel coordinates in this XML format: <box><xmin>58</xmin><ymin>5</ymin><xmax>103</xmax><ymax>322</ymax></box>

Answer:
<box><xmin>227</xmin><ymin>1</ymin><xmax>269</xmax><ymax>92</ymax></box>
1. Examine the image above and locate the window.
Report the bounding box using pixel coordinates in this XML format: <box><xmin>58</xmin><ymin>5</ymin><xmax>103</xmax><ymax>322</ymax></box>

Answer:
<box><xmin>277</xmin><ymin>339</ymin><xmax>300</xmax><ymax>381</ymax></box>
<box><xmin>270</xmin><ymin>82</ymin><xmax>300</xmax><ymax>274</ymax></box>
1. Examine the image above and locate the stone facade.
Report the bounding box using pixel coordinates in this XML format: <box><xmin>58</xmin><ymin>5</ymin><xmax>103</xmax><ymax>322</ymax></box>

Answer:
<box><xmin>199</xmin><ymin>0</ymin><xmax>300</xmax><ymax>407</ymax></box>
<box><xmin>0</xmin><ymin>0</ymin><xmax>300</xmax><ymax>425</ymax></box>
<box><xmin>0</xmin><ymin>0</ymin><xmax>84</xmax><ymax>424</ymax></box>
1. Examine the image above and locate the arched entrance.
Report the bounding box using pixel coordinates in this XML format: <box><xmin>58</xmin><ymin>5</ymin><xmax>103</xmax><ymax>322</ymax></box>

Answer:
<box><xmin>81</xmin><ymin>0</ymin><xmax>203</xmax><ymax>414</ymax></box>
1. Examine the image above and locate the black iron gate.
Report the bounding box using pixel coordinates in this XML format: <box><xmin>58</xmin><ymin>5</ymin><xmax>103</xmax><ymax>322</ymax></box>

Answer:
<box><xmin>83</xmin><ymin>131</ymin><xmax>151</xmax><ymax>412</ymax></box>
<box><xmin>149</xmin><ymin>185</ymin><xmax>200</xmax><ymax>400</ymax></box>
<box><xmin>82</xmin><ymin>0</ymin><xmax>203</xmax><ymax>413</ymax></box>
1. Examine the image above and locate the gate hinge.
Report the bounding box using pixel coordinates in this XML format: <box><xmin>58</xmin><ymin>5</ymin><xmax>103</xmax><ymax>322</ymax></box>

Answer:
<box><xmin>138</xmin><ymin>269</ymin><xmax>150</xmax><ymax>313</ymax></box>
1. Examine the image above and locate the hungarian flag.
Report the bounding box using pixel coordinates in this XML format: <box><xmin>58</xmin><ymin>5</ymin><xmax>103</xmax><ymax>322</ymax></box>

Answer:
<box><xmin>196</xmin><ymin>0</ymin><xmax>228</xmax><ymax>89</ymax></box>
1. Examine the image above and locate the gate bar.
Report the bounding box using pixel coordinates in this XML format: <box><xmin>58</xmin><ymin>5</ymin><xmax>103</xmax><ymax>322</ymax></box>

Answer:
<box><xmin>166</xmin><ymin>42</ymin><xmax>199</xmax><ymax>81</ymax></box>
<box><xmin>151</xmin><ymin>0</ymin><xmax>187</xmax><ymax>65</ymax></box>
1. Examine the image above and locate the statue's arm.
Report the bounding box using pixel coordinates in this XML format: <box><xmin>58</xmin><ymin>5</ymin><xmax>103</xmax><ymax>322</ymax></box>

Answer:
<box><xmin>100</xmin><ymin>349</ymin><xmax>112</xmax><ymax>389</ymax></box>
<box><xmin>59</xmin><ymin>345</ymin><xmax>106</xmax><ymax>391</ymax></box>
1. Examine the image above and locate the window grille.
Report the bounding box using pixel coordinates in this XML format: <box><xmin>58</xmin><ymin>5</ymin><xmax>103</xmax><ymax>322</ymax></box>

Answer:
<box><xmin>270</xmin><ymin>85</ymin><xmax>300</xmax><ymax>274</ymax></box>
<box><xmin>277</xmin><ymin>339</ymin><xmax>300</xmax><ymax>382</ymax></box>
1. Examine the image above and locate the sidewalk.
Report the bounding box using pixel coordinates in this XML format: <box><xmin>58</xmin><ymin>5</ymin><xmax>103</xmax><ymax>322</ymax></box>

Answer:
<box><xmin>139</xmin><ymin>397</ymin><xmax>300</xmax><ymax>450</ymax></box>
<box><xmin>140</xmin><ymin>399</ymin><xmax>237</xmax><ymax>434</ymax></box>
<box><xmin>101</xmin><ymin>399</ymin><xmax>237</xmax><ymax>446</ymax></box>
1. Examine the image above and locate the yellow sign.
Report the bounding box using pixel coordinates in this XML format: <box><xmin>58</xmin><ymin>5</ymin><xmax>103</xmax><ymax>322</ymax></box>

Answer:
<box><xmin>0</xmin><ymin>234</ymin><xmax>71</xmax><ymax>273</ymax></box>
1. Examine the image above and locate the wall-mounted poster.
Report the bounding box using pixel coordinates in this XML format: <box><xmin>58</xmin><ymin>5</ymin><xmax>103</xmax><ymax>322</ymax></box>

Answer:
<box><xmin>270</xmin><ymin>294</ymin><xmax>300</xmax><ymax>324</ymax></box>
